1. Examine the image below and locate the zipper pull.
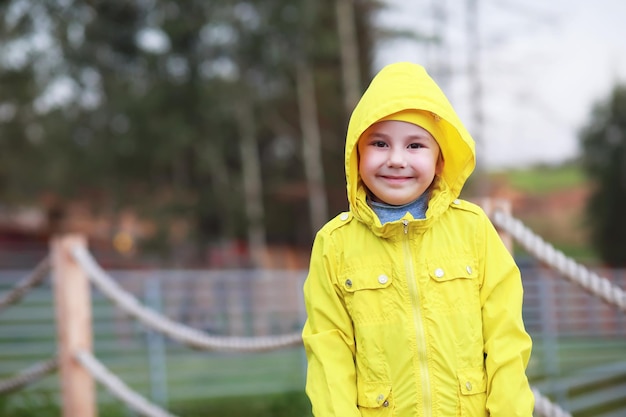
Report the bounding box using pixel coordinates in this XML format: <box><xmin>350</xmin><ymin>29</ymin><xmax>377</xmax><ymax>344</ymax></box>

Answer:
<box><xmin>403</xmin><ymin>219</ymin><xmax>409</xmax><ymax>234</ymax></box>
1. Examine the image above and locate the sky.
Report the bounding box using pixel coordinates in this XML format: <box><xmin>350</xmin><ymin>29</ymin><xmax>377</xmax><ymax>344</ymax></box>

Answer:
<box><xmin>374</xmin><ymin>0</ymin><xmax>626</xmax><ymax>170</ymax></box>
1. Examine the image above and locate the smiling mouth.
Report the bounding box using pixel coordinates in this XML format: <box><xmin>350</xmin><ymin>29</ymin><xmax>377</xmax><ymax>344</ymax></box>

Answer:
<box><xmin>381</xmin><ymin>175</ymin><xmax>412</xmax><ymax>180</ymax></box>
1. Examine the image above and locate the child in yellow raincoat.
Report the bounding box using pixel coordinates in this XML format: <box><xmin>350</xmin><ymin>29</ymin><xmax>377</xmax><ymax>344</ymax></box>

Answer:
<box><xmin>302</xmin><ymin>62</ymin><xmax>534</xmax><ymax>416</ymax></box>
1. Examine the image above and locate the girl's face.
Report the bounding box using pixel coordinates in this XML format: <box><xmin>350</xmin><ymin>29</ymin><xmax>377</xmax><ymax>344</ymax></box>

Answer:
<box><xmin>358</xmin><ymin>120</ymin><xmax>442</xmax><ymax>206</ymax></box>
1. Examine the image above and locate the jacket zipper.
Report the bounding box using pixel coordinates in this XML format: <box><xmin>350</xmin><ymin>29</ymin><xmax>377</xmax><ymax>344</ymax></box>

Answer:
<box><xmin>402</xmin><ymin>220</ymin><xmax>432</xmax><ymax>417</ymax></box>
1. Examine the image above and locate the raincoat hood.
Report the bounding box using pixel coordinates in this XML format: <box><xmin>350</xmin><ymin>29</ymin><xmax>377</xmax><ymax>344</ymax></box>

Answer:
<box><xmin>346</xmin><ymin>62</ymin><xmax>476</xmax><ymax>228</ymax></box>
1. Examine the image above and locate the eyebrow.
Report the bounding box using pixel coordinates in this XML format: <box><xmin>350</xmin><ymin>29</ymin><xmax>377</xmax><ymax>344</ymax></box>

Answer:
<box><xmin>366</xmin><ymin>132</ymin><xmax>432</xmax><ymax>141</ymax></box>
<box><xmin>366</xmin><ymin>132</ymin><xmax>388</xmax><ymax>139</ymax></box>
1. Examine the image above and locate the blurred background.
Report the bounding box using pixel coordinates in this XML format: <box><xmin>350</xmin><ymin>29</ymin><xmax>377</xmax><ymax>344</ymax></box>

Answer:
<box><xmin>1</xmin><ymin>0</ymin><xmax>626</xmax><ymax>416</ymax></box>
<box><xmin>0</xmin><ymin>0</ymin><xmax>625</xmax><ymax>269</ymax></box>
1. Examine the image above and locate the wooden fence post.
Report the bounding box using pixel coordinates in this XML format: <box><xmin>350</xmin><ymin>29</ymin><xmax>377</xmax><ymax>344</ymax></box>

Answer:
<box><xmin>51</xmin><ymin>235</ymin><xmax>96</xmax><ymax>417</ymax></box>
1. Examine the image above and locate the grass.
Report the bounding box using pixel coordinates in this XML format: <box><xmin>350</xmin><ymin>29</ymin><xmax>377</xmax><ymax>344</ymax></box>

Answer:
<box><xmin>0</xmin><ymin>391</ymin><xmax>313</xmax><ymax>417</ymax></box>
<box><xmin>0</xmin><ymin>335</ymin><xmax>308</xmax><ymax>416</ymax></box>
<box><xmin>3</xmin><ymin>337</ymin><xmax>625</xmax><ymax>417</ymax></box>
<box><xmin>0</xmin><ymin>394</ymin><xmax>134</xmax><ymax>417</ymax></box>
<box><xmin>489</xmin><ymin>163</ymin><xmax>587</xmax><ymax>194</ymax></box>
<box><xmin>170</xmin><ymin>391</ymin><xmax>312</xmax><ymax>417</ymax></box>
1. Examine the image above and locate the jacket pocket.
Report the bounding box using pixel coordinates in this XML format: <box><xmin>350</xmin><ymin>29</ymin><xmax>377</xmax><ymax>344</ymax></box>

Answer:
<box><xmin>426</xmin><ymin>257</ymin><xmax>480</xmax><ymax>314</ymax></box>
<box><xmin>427</xmin><ymin>258</ymin><xmax>476</xmax><ymax>283</ymax></box>
<box><xmin>357</xmin><ymin>382</ymin><xmax>394</xmax><ymax>417</ymax></box>
<box><xmin>457</xmin><ymin>366</ymin><xmax>488</xmax><ymax>416</ymax></box>
<box><xmin>341</xmin><ymin>267</ymin><xmax>395</xmax><ymax>324</ymax></box>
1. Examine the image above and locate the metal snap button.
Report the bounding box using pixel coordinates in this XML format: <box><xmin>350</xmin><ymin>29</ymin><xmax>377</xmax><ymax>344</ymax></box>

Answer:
<box><xmin>345</xmin><ymin>279</ymin><xmax>352</xmax><ymax>288</ymax></box>
<box><xmin>435</xmin><ymin>268</ymin><xmax>444</xmax><ymax>278</ymax></box>
<box><xmin>378</xmin><ymin>274</ymin><xmax>388</xmax><ymax>285</ymax></box>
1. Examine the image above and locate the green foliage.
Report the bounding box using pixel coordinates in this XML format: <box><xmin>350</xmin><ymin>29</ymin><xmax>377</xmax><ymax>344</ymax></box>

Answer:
<box><xmin>579</xmin><ymin>84</ymin><xmax>626</xmax><ymax>266</ymax></box>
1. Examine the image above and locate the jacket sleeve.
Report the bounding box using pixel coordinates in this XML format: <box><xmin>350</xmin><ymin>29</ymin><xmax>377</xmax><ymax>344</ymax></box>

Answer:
<box><xmin>302</xmin><ymin>230</ymin><xmax>361</xmax><ymax>417</ymax></box>
<box><xmin>479</xmin><ymin>214</ymin><xmax>535</xmax><ymax>417</ymax></box>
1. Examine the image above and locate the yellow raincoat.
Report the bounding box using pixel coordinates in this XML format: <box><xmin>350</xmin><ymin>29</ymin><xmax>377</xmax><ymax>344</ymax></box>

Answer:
<box><xmin>302</xmin><ymin>62</ymin><xmax>534</xmax><ymax>417</ymax></box>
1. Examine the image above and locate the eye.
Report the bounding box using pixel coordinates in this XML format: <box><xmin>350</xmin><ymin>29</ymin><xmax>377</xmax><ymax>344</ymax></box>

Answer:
<box><xmin>408</xmin><ymin>143</ymin><xmax>425</xmax><ymax>149</ymax></box>
<box><xmin>372</xmin><ymin>140</ymin><xmax>388</xmax><ymax>148</ymax></box>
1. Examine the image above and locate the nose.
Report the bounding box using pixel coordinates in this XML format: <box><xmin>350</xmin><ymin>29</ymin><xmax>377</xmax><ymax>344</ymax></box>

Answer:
<box><xmin>387</xmin><ymin>148</ymin><xmax>407</xmax><ymax>168</ymax></box>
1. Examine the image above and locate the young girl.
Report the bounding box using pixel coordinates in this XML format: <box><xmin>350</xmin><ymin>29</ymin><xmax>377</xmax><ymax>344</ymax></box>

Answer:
<box><xmin>302</xmin><ymin>62</ymin><xmax>534</xmax><ymax>417</ymax></box>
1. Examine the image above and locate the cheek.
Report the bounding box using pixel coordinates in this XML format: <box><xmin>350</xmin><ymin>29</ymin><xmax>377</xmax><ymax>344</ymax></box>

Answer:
<box><xmin>435</xmin><ymin>160</ymin><xmax>443</xmax><ymax>176</ymax></box>
<box><xmin>358</xmin><ymin>150</ymin><xmax>375</xmax><ymax>174</ymax></box>
<box><xmin>435</xmin><ymin>152</ymin><xmax>444</xmax><ymax>175</ymax></box>
<box><xmin>359</xmin><ymin>162</ymin><xmax>375</xmax><ymax>190</ymax></box>
<box><xmin>357</xmin><ymin>158</ymin><xmax>369</xmax><ymax>185</ymax></box>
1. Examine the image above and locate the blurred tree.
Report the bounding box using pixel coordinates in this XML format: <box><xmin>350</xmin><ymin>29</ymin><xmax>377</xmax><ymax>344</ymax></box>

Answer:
<box><xmin>335</xmin><ymin>0</ymin><xmax>362</xmax><ymax>115</ymax></box>
<box><xmin>0</xmin><ymin>67</ymin><xmax>40</xmax><ymax>200</ymax></box>
<box><xmin>0</xmin><ymin>1</ymin><xmax>53</xmax><ymax>201</ymax></box>
<box><xmin>579</xmin><ymin>83</ymin><xmax>626</xmax><ymax>267</ymax></box>
<box><xmin>294</xmin><ymin>1</ymin><xmax>328</xmax><ymax>236</ymax></box>
<box><xmin>0</xmin><ymin>0</ymin><xmax>384</xmax><ymax>265</ymax></box>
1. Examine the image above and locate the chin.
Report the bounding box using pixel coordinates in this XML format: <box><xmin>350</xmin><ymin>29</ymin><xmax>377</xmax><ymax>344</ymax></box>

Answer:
<box><xmin>386</xmin><ymin>198</ymin><xmax>413</xmax><ymax>206</ymax></box>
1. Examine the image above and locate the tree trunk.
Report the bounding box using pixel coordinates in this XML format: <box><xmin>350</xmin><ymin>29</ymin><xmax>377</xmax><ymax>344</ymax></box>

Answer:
<box><xmin>296</xmin><ymin>58</ymin><xmax>329</xmax><ymax>235</ymax></box>
<box><xmin>335</xmin><ymin>0</ymin><xmax>362</xmax><ymax>115</ymax></box>
<box><xmin>205</xmin><ymin>146</ymin><xmax>236</xmax><ymax>238</ymax></box>
<box><xmin>235</xmin><ymin>96</ymin><xmax>266</xmax><ymax>268</ymax></box>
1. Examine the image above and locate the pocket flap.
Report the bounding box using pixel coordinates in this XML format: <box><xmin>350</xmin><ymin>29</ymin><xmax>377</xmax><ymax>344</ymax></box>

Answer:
<box><xmin>341</xmin><ymin>269</ymin><xmax>393</xmax><ymax>292</ymax></box>
<box><xmin>357</xmin><ymin>382</ymin><xmax>391</xmax><ymax>407</ymax></box>
<box><xmin>457</xmin><ymin>366</ymin><xmax>487</xmax><ymax>395</ymax></box>
<box><xmin>427</xmin><ymin>258</ymin><xmax>476</xmax><ymax>282</ymax></box>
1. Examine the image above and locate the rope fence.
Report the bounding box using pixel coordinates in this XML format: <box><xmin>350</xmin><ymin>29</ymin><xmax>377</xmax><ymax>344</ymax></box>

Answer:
<box><xmin>0</xmin><ymin>256</ymin><xmax>50</xmax><ymax>313</ymax></box>
<box><xmin>70</xmin><ymin>228</ymin><xmax>576</xmax><ymax>417</ymax></box>
<box><xmin>1</xmin><ymin>201</ymin><xmax>624</xmax><ymax>417</ymax></box>
<box><xmin>532</xmin><ymin>387</ymin><xmax>573</xmax><ymax>417</ymax></box>
<box><xmin>493</xmin><ymin>210</ymin><xmax>626</xmax><ymax>313</ymax></box>
<box><xmin>75</xmin><ymin>350</ymin><xmax>176</xmax><ymax>417</ymax></box>
<box><xmin>0</xmin><ymin>257</ymin><xmax>57</xmax><ymax>396</ymax></box>
<box><xmin>71</xmin><ymin>245</ymin><xmax>303</xmax><ymax>352</ymax></box>
<box><xmin>0</xmin><ymin>356</ymin><xmax>58</xmax><ymax>395</ymax></box>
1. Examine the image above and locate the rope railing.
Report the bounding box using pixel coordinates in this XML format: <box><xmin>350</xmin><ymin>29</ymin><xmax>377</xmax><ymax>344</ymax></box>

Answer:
<box><xmin>532</xmin><ymin>388</ymin><xmax>573</xmax><ymax>417</ymax></box>
<box><xmin>492</xmin><ymin>210</ymin><xmax>626</xmax><ymax>313</ymax></box>
<box><xmin>0</xmin><ymin>259</ymin><xmax>56</xmax><ymax>397</ymax></box>
<box><xmin>69</xmin><ymin>239</ymin><xmax>573</xmax><ymax>417</ymax></box>
<box><xmin>1</xmin><ymin>215</ymin><xmax>607</xmax><ymax>417</ymax></box>
<box><xmin>75</xmin><ymin>350</ymin><xmax>177</xmax><ymax>417</ymax></box>
<box><xmin>71</xmin><ymin>245</ymin><xmax>303</xmax><ymax>352</ymax></box>
<box><xmin>0</xmin><ymin>257</ymin><xmax>50</xmax><ymax>313</ymax></box>
<box><xmin>0</xmin><ymin>356</ymin><xmax>58</xmax><ymax>395</ymax></box>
